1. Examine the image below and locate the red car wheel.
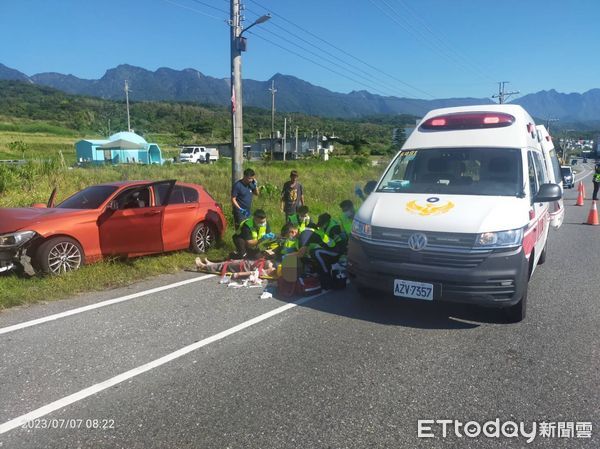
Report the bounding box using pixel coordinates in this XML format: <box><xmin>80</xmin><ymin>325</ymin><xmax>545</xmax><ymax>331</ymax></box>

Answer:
<box><xmin>190</xmin><ymin>222</ymin><xmax>215</xmax><ymax>254</ymax></box>
<box><xmin>36</xmin><ymin>237</ymin><xmax>84</xmax><ymax>275</ymax></box>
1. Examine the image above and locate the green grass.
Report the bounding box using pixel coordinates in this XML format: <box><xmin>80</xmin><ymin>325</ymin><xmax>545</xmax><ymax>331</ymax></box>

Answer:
<box><xmin>0</xmin><ymin>121</ymin><xmax>79</xmax><ymax>136</ymax></box>
<box><xmin>0</xmin><ymin>155</ymin><xmax>385</xmax><ymax>309</ymax></box>
<box><xmin>0</xmin><ymin>130</ymin><xmax>78</xmax><ymax>163</ymax></box>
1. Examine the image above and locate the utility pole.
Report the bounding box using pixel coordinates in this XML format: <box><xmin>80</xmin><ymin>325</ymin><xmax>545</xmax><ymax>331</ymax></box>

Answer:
<box><xmin>229</xmin><ymin>6</ymin><xmax>270</xmax><ymax>185</ymax></box>
<box><xmin>295</xmin><ymin>126</ymin><xmax>299</xmax><ymax>156</ymax></box>
<box><xmin>230</xmin><ymin>0</ymin><xmax>243</xmax><ymax>186</ymax></box>
<box><xmin>492</xmin><ymin>81</ymin><xmax>519</xmax><ymax>104</ymax></box>
<box><xmin>283</xmin><ymin>117</ymin><xmax>287</xmax><ymax>161</ymax></box>
<box><xmin>269</xmin><ymin>80</ymin><xmax>277</xmax><ymax>160</ymax></box>
<box><xmin>124</xmin><ymin>80</ymin><xmax>131</xmax><ymax>132</ymax></box>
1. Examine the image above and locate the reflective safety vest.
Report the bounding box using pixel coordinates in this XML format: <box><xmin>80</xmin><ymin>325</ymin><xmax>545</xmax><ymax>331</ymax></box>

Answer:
<box><xmin>239</xmin><ymin>218</ymin><xmax>267</xmax><ymax>241</ymax></box>
<box><xmin>281</xmin><ymin>238</ymin><xmax>299</xmax><ymax>255</ymax></box>
<box><xmin>299</xmin><ymin>228</ymin><xmax>333</xmax><ymax>252</ymax></box>
<box><xmin>324</xmin><ymin>218</ymin><xmax>346</xmax><ymax>247</ymax></box>
<box><xmin>338</xmin><ymin>214</ymin><xmax>353</xmax><ymax>237</ymax></box>
<box><xmin>310</xmin><ymin>228</ymin><xmax>334</xmax><ymax>251</ymax></box>
<box><xmin>288</xmin><ymin>213</ymin><xmax>311</xmax><ymax>232</ymax></box>
<box><xmin>594</xmin><ymin>173</ymin><xmax>600</xmax><ymax>183</ymax></box>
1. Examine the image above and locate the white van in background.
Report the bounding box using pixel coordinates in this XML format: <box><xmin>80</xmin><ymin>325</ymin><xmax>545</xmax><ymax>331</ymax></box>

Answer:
<box><xmin>348</xmin><ymin>105</ymin><xmax>562</xmax><ymax>322</ymax></box>
<box><xmin>179</xmin><ymin>146</ymin><xmax>219</xmax><ymax>163</ymax></box>
<box><xmin>536</xmin><ymin>125</ymin><xmax>565</xmax><ymax>229</ymax></box>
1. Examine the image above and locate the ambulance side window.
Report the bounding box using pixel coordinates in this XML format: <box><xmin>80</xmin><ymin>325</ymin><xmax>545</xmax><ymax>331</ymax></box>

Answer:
<box><xmin>532</xmin><ymin>152</ymin><xmax>548</xmax><ymax>186</ymax></box>
<box><xmin>527</xmin><ymin>151</ymin><xmax>538</xmax><ymax>201</ymax></box>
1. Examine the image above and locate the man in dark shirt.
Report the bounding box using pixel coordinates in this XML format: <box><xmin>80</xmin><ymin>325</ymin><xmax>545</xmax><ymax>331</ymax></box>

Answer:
<box><xmin>280</xmin><ymin>170</ymin><xmax>304</xmax><ymax>220</ymax></box>
<box><xmin>232</xmin><ymin>168</ymin><xmax>259</xmax><ymax>227</ymax></box>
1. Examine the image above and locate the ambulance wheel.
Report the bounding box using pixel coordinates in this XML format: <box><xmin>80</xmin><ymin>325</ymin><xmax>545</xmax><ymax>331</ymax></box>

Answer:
<box><xmin>504</xmin><ymin>287</ymin><xmax>527</xmax><ymax>323</ymax></box>
<box><xmin>355</xmin><ymin>282</ymin><xmax>376</xmax><ymax>299</ymax></box>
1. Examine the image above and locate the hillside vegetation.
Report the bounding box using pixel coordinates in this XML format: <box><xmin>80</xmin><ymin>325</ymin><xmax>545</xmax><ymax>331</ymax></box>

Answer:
<box><xmin>0</xmin><ymin>80</ymin><xmax>414</xmax><ymax>161</ymax></box>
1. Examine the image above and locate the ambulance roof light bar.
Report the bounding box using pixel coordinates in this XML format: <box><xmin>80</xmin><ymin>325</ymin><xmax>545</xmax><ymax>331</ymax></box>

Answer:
<box><xmin>420</xmin><ymin>112</ymin><xmax>516</xmax><ymax>131</ymax></box>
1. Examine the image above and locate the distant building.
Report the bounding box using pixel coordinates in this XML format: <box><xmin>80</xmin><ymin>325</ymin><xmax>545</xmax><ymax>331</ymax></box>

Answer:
<box><xmin>75</xmin><ymin>131</ymin><xmax>163</xmax><ymax>165</ymax></box>
<box><xmin>245</xmin><ymin>136</ymin><xmax>334</xmax><ymax>160</ymax></box>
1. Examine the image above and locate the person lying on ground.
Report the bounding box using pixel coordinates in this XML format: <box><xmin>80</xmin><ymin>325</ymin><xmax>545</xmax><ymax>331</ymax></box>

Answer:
<box><xmin>195</xmin><ymin>257</ymin><xmax>276</xmax><ymax>278</ymax></box>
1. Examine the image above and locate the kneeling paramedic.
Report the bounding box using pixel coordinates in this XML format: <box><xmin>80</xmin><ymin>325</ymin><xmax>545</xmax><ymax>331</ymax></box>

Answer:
<box><xmin>296</xmin><ymin>223</ymin><xmax>340</xmax><ymax>289</ymax></box>
<box><xmin>286</xmin><ymin>205</ymin><xmax>314</xmax><ymax>232</ymax></box>
<box><xmin>338</xmin><ymin>200</ymin><xmax>355</xmax><ymax>239</ymax></box>
<box><xmin>278</xmin><ymin>222</ymin><xmax>300</xmax><ymax>258</ymax></box>
<box><xmin>317</xmin><ymin>213</ymin><xmax>348</xmax><ymax>254</ymax></box>
<box><xmin>232</xmin><ymin>209</ymin><xmax>275</xmax><ymax>259</ymax></box>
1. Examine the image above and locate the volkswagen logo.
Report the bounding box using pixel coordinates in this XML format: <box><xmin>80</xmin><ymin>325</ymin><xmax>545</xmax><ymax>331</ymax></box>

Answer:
<box><xmin>408</xmin><ymin>233</ymin><xmax>428</xmax><ymax>251</ymax></box>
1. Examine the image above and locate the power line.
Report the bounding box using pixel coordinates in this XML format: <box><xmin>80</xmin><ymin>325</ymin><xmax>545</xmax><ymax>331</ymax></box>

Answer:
<box><xmin>168</xmin><ymin>0</ymin><xmax>408</xmax><ymax>99</ymax></box>
<box><xmin>247</xmin><ymin>30</ymin><xmax>396</xmax><ymax>98</ymax></box>
<box><xmin>368</xmin><ymin>0</ymin><xmax>477</xmax><ymax>79</ymax></box>
<box><xmin>188</xmin><ymin>0</ymin><xmax>229</xmax><ymax>15</ymax></box>
<box><xmin>173</xmin><ymin>0</ymin><xmax>434</xmax><ymax>100</ymax></box>
<box><xmin>368</xmin><ymin>0</ymin><xmax>493</xmax><ymax>85</ymax></box>
<box><xmin>164</xmin><ymin>0</ymin><xmax>226</xmax><ymax>21</ymax></box>
<box><xmin>244</xmin><ymin>0</ymin><xmax>435</xmax><ymax>99</ymax></box>
<box><xmin>242</xmin><ymin>8</ymin><xmax>417</xmax><ymax>98</ymax></box>
<box><xmin>391</xmin><ymin>0</ymin><xmax>495</xmax><ymax>82</ymax></box>
<box><xmin>253</xmin><ymin>23</ymin><xmax>414</xmax><ymax>97</ymax></box>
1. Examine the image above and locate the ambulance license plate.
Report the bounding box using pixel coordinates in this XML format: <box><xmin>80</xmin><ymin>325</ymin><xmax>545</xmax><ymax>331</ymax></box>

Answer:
<box><xmin>393</xmin><ymin>279</ymin><xmax>434</xmax><ymax>301</ymax></box>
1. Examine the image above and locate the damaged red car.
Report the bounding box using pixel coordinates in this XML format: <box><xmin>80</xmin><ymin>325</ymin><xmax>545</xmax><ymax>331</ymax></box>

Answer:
<box><xmin>0</xmin><ymin>180</ymin><xmax>226</xmax><ymax>275</ymax></box>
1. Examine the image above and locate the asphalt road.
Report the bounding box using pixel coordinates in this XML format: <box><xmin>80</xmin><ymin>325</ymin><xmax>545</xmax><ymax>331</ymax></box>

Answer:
<box><xmin>0</xmin><ymin>164</ymin><xmax>598</xmax><ymax>449</ymax></box>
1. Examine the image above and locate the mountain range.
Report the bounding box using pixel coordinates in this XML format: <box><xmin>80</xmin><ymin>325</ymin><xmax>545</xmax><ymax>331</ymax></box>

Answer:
<box><xmin>2</xmin><ymin>63</ymin><xmax>600</xmax><ymax>124</ymax></box>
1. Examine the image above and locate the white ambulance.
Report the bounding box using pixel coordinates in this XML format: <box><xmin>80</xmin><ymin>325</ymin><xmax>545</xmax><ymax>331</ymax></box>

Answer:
<box><xmin>348</xmin><ymin>105</ymin><xmax>562</xmax><ymax>322</ymax></box>
<box><xmin>536</xmin><ymin>125</ymin><xmax>565</xmax><ymax>229</ymax></box>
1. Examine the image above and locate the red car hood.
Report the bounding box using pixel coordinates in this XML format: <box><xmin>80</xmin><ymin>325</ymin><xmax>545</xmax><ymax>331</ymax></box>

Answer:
<box><xmin>0</xmin><ymin>208</ymin><xmax>89</xmax><ymax>234</ymax></box>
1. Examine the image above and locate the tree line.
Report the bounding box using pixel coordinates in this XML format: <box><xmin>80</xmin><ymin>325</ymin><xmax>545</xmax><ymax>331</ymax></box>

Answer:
<box><xmin>0</xmin><ymin>80</ymin><xmax>416</xmax><ymax>155</ymax></box>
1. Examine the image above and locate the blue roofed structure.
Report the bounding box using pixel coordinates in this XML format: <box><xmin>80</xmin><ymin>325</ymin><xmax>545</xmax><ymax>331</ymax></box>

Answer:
<box><xmin>75</xmin><ymin>132</ymin><xmax>163</xmax><ymax>165</ymax></box>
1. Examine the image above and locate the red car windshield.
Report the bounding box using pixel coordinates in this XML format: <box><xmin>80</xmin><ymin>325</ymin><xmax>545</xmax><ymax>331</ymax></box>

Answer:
<box><xmin>56</xmin><ymin>186</ymin><xmax>119</xmax><ymax>209</ymax></box>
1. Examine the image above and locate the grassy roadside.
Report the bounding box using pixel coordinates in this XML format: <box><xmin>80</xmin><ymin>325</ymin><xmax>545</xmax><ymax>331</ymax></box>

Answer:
<box><xmin>0</xmin><ymin>157</ymin><xmax>385</xmax><ymax>309</ymax></box>
<box><xmin>0</xmin><ymin>128</ymin><xmax>181</xmax><ymax>163</ymax></box>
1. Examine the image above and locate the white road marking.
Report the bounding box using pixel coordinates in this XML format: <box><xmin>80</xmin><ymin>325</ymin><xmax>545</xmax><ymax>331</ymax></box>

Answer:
<box><xmin>0</xmin><ymin>274</ymin><xmax>215</xmax><ymax>336</ymax></box>
<box><xmin>574</xmin><ymin>165</ymin><xmax>593</xmax><ymax>183</ymax></box>
<box><xmin>0</xmin><ymin>291</ymin><xmax>327</xmax><ymax>435</ymax></box>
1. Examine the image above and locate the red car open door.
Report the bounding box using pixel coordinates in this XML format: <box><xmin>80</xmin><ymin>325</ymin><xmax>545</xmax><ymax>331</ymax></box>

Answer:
<box><xmin>98</xmin><ymin>181</ymin><xmax>175</xmax><ymax>257</ymax></box>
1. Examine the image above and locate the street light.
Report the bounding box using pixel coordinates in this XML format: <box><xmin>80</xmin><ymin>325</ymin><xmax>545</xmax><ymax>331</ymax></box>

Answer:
<box><xmin>242</xmin><ymin>14</ymin><xmax>271</xmax><ymax>35</ymax></box>
<box><xmin>230</xmin><ymin>2</ymin><xmax>271</xmax><ymax>189</ymax></box>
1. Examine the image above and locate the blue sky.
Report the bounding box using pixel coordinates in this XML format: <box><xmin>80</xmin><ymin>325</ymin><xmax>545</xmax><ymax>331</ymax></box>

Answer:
<box><xmin>1</xmin><ymin>0</ymin><xmax>599</xmax><ymax>100</ymax></box>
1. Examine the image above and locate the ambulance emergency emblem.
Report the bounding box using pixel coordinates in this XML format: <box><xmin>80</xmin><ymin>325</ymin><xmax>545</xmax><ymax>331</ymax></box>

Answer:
<box><xmin>406</xmin><ymin>197</ymin><xmax>455</xmax><ymax>216</ymax></box>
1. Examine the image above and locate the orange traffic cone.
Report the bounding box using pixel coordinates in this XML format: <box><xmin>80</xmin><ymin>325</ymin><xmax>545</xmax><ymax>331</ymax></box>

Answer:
<box><xmin>586</xmin><ymin>200</ymin><xmax>599</xmax><ymax>226</ymax></box>
<box><xmin>580</xmin><ymin>181</ymin><xmax>586</xmax><ymax>199</ymax></box>
<box><xmin>575</xmin><ymin>186</ymin><xmax>584</xmax><ymax>206</ymax></box>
